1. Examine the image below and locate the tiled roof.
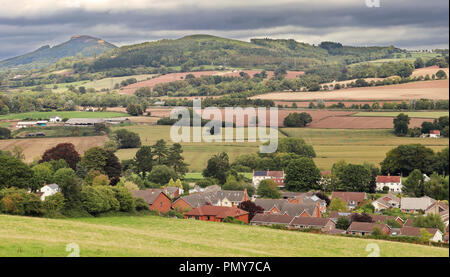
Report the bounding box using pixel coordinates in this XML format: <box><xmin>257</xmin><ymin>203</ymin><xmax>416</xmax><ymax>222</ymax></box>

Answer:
<box><xmin>347</xmin><ymin>222</ymin><xmax>389</xmax><ymax>233</ymax></box>
<box><xmin>254</xmin><ymin>198</ymin><xmax>317</xmax><ymax>217</ymax></box>
<box><xmin>331</xmin><ymin>192</ymin><xmax>366</xmax><ymax>203</ymax></box>
<box><xmin>132</xmin><ymin>189</ymin><xmax>167</xmax><ymax>205</ymax></box>
<box><xmin>250</xmin><ymin>213</ymin><xmax>294</xmax><ymax>225</ymax></box>
<box><xmin>290</xmin><ymin>217</ymin><xmax>332</xmax><ymax>227</ymax></box>
<box><xmin>400</xmin><ymin>226</ymin><xmax>440</xmax><ymax>237</ymax></box>
<box><xmin>176</xmin><ymin>189</ymin><xmax>246</xmax><ymax>208</ymax></box>
<box><xmin>185</xmin><ymin>205</ymin><xmax>248</xmax><ymax>219</ymax></box>
<box><xmin>267</xmin><ymin>171</ymin><xmax>284</xmax><ymax>177</ymax></box>
<box><xmin>401</xmin><ymin>196</ymin><xmax>436</xmax><ymax>211</ymax></box>
<box><xmin>376</xmin><ymin>175</ymin><xmax>401</xmax><ymax>183</ymax></box>
<box><xmin>430</xmin><ymin>130</ymin><xmax>440</xmax><ymax>135</ymax></box>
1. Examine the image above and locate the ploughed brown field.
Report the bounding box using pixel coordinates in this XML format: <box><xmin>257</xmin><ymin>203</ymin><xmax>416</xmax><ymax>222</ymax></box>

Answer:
<box><xmin>198</xmin><ymin>108</ymin><xmax>434</xmax><ymax>128</ymax></box>
<box><xmin>411</xmin><ymin>66</ymin><xmax>449</xmax><ymax>78</ymax></box>
<box><xmin>274</xmin><ymin>100</ymin><xmax>404</xmax><ymax>108</ymax></box>
<box><xmin>118</xmin><ymin>70</ymin><xmax>304</xmax><ymax>95</ymax></box>
<box><xmin>251</xmin><ymin>79</ymin><xmax>449</xmax><ymax>101</ymax></box>
<box><xmin>308</xmin><ymin>116</ymin><xmax>433</xmax><ymax>129</ymax></box>
<box><xmin>0</xmin><ymin>136</ymin><xmax>107</xmax><ymax>163</ymax></box>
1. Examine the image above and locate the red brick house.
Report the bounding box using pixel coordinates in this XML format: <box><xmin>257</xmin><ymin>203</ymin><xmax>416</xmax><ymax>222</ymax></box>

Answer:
<box><xmin>184</xmin><ymin>205</ymin><xmax>249</xmax><ymax>223</ymax></box>
<box><xmin>132</xmin><ymin>189</ymin><xmax>172</xmax><ymax>213</ymax></box>
<box><xmin>347</xmin><ymin>222</ymin><xmax>390</xmax><ymax>236</ymax></box>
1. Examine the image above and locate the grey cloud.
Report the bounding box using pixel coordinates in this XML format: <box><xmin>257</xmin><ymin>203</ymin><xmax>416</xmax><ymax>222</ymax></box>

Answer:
<box><xmin>0</xmin><ymin>0</ymin><xmax>448</xmax><ymax>60</ymax></box>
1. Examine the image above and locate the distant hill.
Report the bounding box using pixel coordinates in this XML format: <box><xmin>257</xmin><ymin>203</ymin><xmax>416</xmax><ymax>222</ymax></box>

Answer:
<box><xmin>0</xmin><ymin>35</ymin><xmax>117</xmax><ymax>70</ymax></box>
<box><xmin>89</xmin><ymin>34</ymin><xmax>403</xmax><ymax>72</ymax></box>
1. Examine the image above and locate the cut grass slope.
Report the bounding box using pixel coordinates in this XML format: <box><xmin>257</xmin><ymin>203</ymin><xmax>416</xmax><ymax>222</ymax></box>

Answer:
<box><xmin>0</xmin><ymin>215</ymin><xmax>447</xmax><ymax>257</ymax></box>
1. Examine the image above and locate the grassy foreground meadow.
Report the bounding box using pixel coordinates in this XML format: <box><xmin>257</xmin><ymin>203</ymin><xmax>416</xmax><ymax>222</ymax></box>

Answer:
<box><xmin>0</xmin><ymin>215</ymin><xmax>447</xmax><ymax>257</ymax></box>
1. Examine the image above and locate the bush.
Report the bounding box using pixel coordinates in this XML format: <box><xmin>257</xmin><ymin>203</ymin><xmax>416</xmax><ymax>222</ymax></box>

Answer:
<box><xmin>81</xmin><ymin>186</ymin><xmax>120</xmax><ymax>215</ymax></box>
<box><xmin>0</xmin><ymin>127</ymin><xmax>11</xmax><ymax>139</ymax></box>
<box><xmin>222</xmin><ymin>216</ymin><xmax>246</xmax><ymax>225</ymax></box>
<box><xmin>112</xmin><ymin>186</ymin><xmax>135</xmax><ymax>212</ymax></box>
<box><xmin>42</xmin><ymin>192</ymin><xmax>65</xmax><ymax>217</ymax></box>
<box><xmin>0</xmin><ymin>188</ymin><xmax>42</xmax><ymax>216</ymax></box>
<box><xmin>135</xmin><ymin>198</ymin><xmax>149</xmax><ymax>211</ymax></box>
<box><xmin>195</xmin><ymin>178</ymin><xmax>216</xmax><ymax>188</ymax></box>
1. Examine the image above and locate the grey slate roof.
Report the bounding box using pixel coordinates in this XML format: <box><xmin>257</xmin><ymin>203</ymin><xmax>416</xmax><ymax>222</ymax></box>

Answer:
<box><xmin>254</xmin><ymin>198</ymin><xmax>317</xmax><ymax>217</ymax></box>
<box><xmin>401</xmin><ymin>196</ymin><xmax>436</xmax><ymax>211</ymax></box>
<box><xmin>132</xmin><ymin>189</ymin><xmax>166</xmax><ymax>205</ymax></box>
<box><xmin>250</xmin><ymin>213</ymin><xmax>294</xmax><ymax>225</ymax></box>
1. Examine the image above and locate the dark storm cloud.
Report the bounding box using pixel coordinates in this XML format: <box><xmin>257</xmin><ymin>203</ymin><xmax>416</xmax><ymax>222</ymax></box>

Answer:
<box><xmin>0</xmin><ymin>0</ymin><xmax>448</xmax><ymax>60</ymax></box>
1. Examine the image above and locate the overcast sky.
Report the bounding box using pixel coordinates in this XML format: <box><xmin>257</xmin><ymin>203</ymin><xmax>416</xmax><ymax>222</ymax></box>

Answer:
<box><xmin>0</xmin><ymin>0</ymin><xmax>448</xmax><ymax>60</ymax></box>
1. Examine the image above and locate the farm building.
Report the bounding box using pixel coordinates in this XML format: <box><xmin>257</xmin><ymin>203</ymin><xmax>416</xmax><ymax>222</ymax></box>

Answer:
<box><xmin>65</xmin><ymin>118</ymin><xmax>105</xmax><ymax>126</ymax></box>
<box><xmin>184</xmin><ymin>205</ymin><xmax>249</xmax><ymax>223</ymax></box>
<box><xmin>376</xmin><ymin>175</ymin><xmax>402</xmax><ymax>192</ymax></box>
<box><xmin>16</xmin><ymin>121</ymin><xmax>38</xmax><ymax>128</ymax></box>
<box><xmin>103</xmin><ymin>117</ymin><xmax>130</xmax><ymax>124</ymax></box>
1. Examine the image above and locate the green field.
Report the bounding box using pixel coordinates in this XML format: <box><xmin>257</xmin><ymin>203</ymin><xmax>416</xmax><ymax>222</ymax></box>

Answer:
<box><xmin>0</xmin><ymin>111</ymin><xmax>126</xmax><ymax>120</ymax></box>
<box><xmin>184</xmin><ymin>172</ymin><xmax>252</xmax><ymax>180</ymax></box>
<box><xmin>352</xmin><ymin>112</ymin><xmax>449</xmax><ymax>119</ymax></box>
<box><xmin>280</xmin><ymin>128</ymin><xmax>448</xmax><ymax>170</ymax></box>
<box><xmin>0</xmin><ymin>215</ymin><xmax>447</xmax><ymax>257</ymax></box>
<box><xmin>113</xmin><ymin>125</ymin><xmax>283</xmax><ymax>172</ymax></box>
<box><xmin>45</xmin><ymin>74</ymin><xmax>156</xmax><ymax>93</ymax></box>
<box><xmin>348</xmin><ymin>52</ymin><xmax>441</xmax><ymax>67</ymax></box>
<box><xmin>113</xmin><ymin>125</ymin><xmax>448</xmax><ymax>171</ymax></box>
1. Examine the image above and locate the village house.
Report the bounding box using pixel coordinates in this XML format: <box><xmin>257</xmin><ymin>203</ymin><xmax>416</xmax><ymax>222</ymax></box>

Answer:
<box><xmin>172</xmin><ymin>188</ymin><xmax>249</xmax><ymax>211</ymax></box>
<box><xmin>424</xmin><ymin>201</ymin><xmax>449</xmax><ymax>215</ymax></box>
<box><xmin>184</xmin><ymin>205</ymin><xmax>249</xmax><ymax>224</ymax></box>
<box><xmin>289</xmin><ymin>217</ymin><xmax>335</xmax><ymax>232</ymax></box>
<box><xmin>429</xmin><ymin>130</ymin><xmax>441</xmax><ymax>138</ymax></box>
<box><xmin>400</xmin><ymin>196</ymin><xmax>436</xmax><ymax>213</ymax></box>
<box><xmin>369</xmin><ymin>214</ymin><xmax>404</xmax><ymax>225</ymax></box>
<box><xmin>281</xmin><ymin>191</ymin><xmax>327</xmax><ymax>213</ymax></box>
<box><xmin>331</xmin><ymin>192</ymin><xmax>367</xmax><ymax>210</ymax></box>
<box><xmin>250</xmin><ymin>213</ymin><xmax>294</xmax><ymax>227</ymax></box>
<box><xmin>346</xmin><ymin>222</ymin><xmax>390</xmax><ymax>236</ymax></box>
<box><xmin>252</xmin><ymin>170</ymin><xmax>284</xmax><ymax>189</ymax></box>
<box><xmin>376</xmin><ymin>175</ymin><xmax>402</xmax><ymax>192</ymax></box>
<box><xmin>132</xmin><ymin>189</ymin><xmax>172</xmax><ymax>213</ymax></box>
<box><xmin>372</xmin><ymin>193</ymin><xmax>401</xmax><ymax>211</ymax></box>
<box><xmin>254</xmin><ymin>198</ymin><xmax>321</xmax><ymax>217</ymax></box>
<box><xmin>39</xmin><ymin>184</ymin><xmax>60</xmax><ymax>201</ymax></box>
<box><xmin>398</xmin><ymin>226</ymin><xmax>443</xmax><ymax>242</ymax></box>
<box><xmin>163</xmin><ymin>186</ymin><xmax>183</xmax><ymax>199</ymax></box>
